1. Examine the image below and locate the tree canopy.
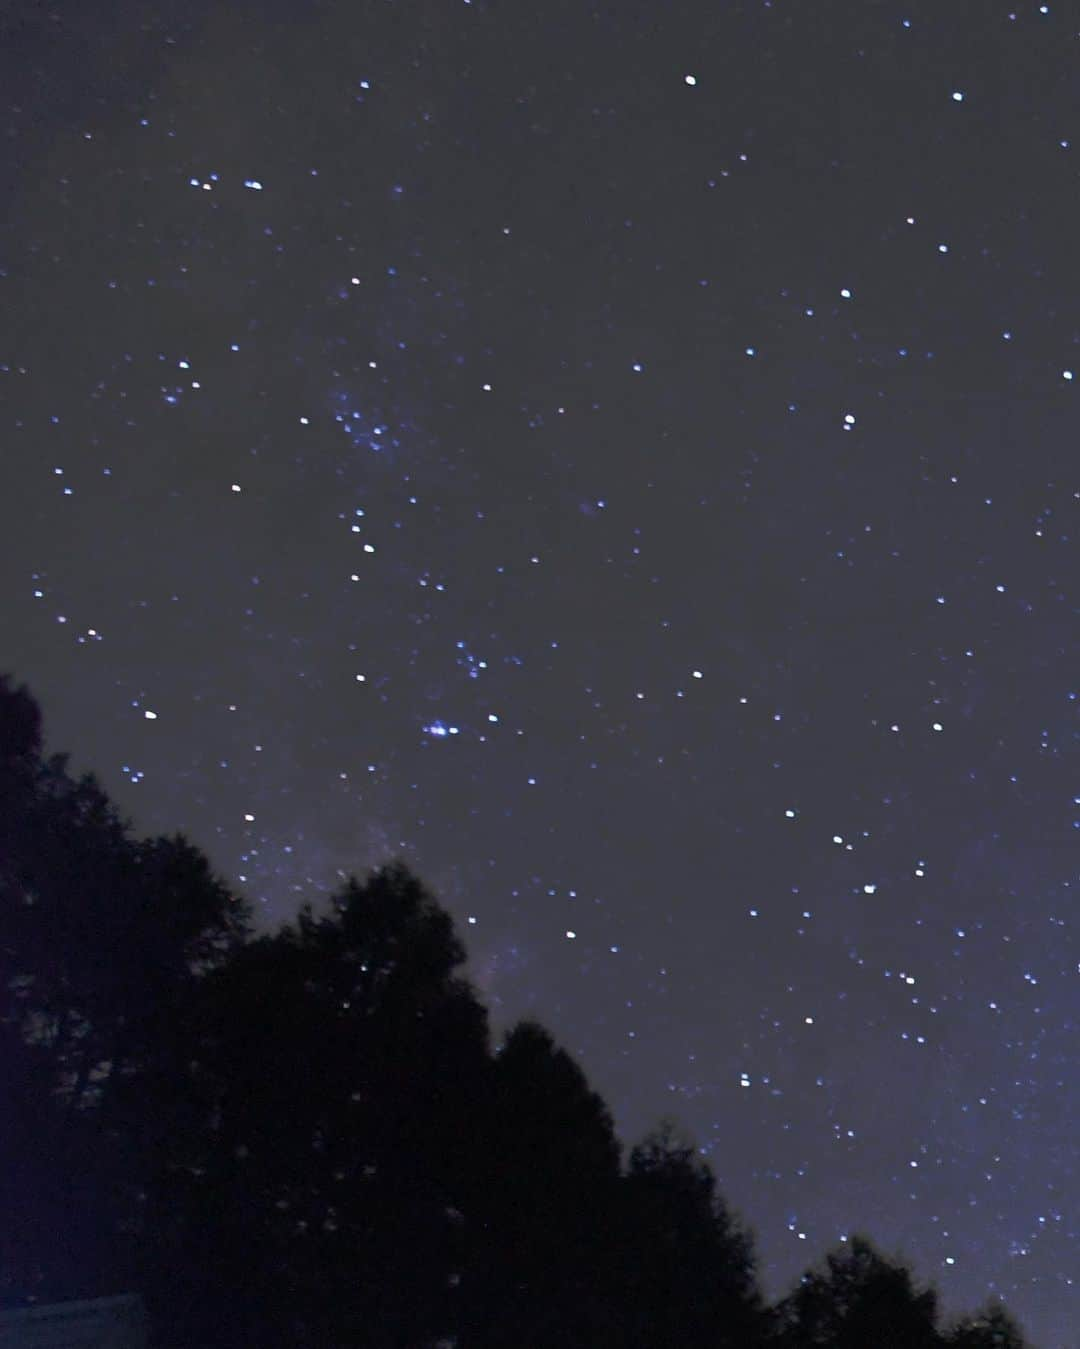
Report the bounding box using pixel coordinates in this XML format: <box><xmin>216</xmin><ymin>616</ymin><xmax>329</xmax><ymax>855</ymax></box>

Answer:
<box><xmin>0</xmin><ymin>676</ymin><xmax>1038</xmax><ymax>1348</ymax></box>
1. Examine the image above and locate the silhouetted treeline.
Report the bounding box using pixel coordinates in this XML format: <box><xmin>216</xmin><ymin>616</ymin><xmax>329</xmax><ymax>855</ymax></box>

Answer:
<box><xmin>0</xmin><ymin>676</ymin><xmax>1034</xmax><ymax>1347</ymax></box>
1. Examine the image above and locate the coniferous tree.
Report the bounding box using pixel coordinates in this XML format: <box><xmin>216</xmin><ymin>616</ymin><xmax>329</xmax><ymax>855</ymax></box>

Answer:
<box><xmin>616</xmin><ymin>1118</ymin><xmax>770</xmax><ymax>1348</ymax></box>
<box><xmin>462</xmin><ymin>1018</ymin><xmax>624</xmax><ymax>1348</ymax></box>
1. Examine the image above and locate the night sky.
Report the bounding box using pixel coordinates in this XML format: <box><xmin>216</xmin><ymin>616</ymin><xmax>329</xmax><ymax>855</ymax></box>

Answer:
<box><xmin>4</xmin><ymin>0</ymin><xmax>1080</xmax><ymax>1341</ymax></box>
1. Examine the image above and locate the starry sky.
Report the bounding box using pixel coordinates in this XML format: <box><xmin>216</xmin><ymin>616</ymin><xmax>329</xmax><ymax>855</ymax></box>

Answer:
<box><xmin>4</xmin><ymin>0</ymin><xmax>1080</xmax><ymax>1341</ymax></box>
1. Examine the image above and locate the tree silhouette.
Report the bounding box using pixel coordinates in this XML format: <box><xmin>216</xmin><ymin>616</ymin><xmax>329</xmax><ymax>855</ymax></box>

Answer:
<box><xmin>0</xmin><ymin>677</ymin><xmax>249</xmax><ymax>1113</ymax></box>
<box><xmin>0</xmin><ymin>1014</ymin><xmax>118</xmax><ymax>1306</ymax></box>
<box><xmin>0</xmin><ymin>676</ymin><xmax>41</xmax><ymax>762</ymax></box>
<box><xmin>942</xmin><ymin>1300</ymin><xmax>1029</xmax><ymax>1349</ymax></box>
<box><xmin>461</xmin><ymin>1018</ymin><xmax>624</xmax><ymax>1347</ymax></box>
<box><xmin>775</xmin><ymin>1232</ymin><xmax>941</xmax><ymax>1349</ymax></box>
<box><xmin>0</xmin><ymin>674</ymin><xmax>1045</xmax><ymax>1349</ymax></box>
<box><xmin>142</xmin><ymin>862</ymin><xmax>490</xmax><ymax>1348</ymax></box>
<box><xmin>614</xmin><ymin>1118</ymin><xmax>770</xmax><ymax>1348</ymax></box>
<box><xmin>0</xmin><ymin>676</ymin><xmax>249</xmax><ymax>1309</ymax></box>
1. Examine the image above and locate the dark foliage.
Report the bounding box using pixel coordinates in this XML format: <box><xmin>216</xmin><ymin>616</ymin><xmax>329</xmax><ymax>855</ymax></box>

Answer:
<box><xmin>460</xmin><ymin>1018</ymin><xmax>625</xmax><ymax>1347</ymax></box>
<box><xmin>0</xmin><ymin>677</ymin><xmax>1037</xmax><ymax>1348</ymax></box>
<box><xmin>616</xmin><ymin>1119</ymin><xmax>770</xmax><ymax>1348</ymax></box>
<box><xmin>141</xmin><ymin>862</ymin><xmax>492</xmax><ymax>1348</ymax></box>
<box><xmin>941</xmin><ymin>1302</ymin><xmax>1029</xmax><ymax>1349</ymax></box>
<box><xmin>774</xmin><ymin>1233</ymin><xmax>941</xmax><ymax>1349</ymax></box>
<box><xmin>0</xmin><ymin>675</ymin><xmax>250</xmax><ymax>1309</ymax></box>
